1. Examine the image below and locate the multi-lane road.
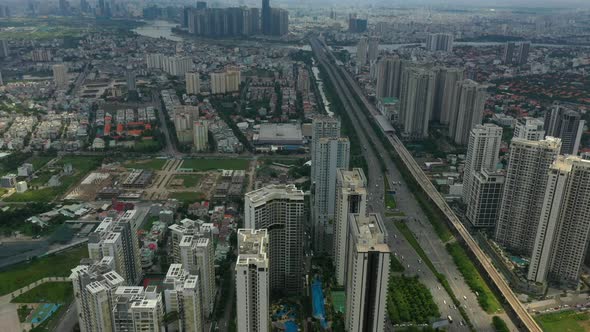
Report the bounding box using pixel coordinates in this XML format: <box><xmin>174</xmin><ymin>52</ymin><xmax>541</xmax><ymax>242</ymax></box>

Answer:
<box><xmin>310</xmin><ymin>36</ymin><xmax>536</xmax><ymax>331</ymax></box>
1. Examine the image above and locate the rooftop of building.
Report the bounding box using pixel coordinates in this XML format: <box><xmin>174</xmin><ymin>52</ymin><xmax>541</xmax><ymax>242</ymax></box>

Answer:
<box><xmin>245</xmin><ymin>184</ymin><xmax>304</xmax><ymax>205</ymax></box>
<box><xmin>350</xmin><ymin>213</ymin><xmax>390</xmax><ymax>253</ymax></box>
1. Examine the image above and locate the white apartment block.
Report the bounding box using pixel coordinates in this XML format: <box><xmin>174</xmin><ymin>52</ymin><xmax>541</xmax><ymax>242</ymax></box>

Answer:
<box><xmin>528</xmin><ymin>156</ymin><xmax>590</xmax><ymax>288</ymax></box>
<box><xmin>462</xmin><ymin>124</ymin><xmax>502</xmax><ymax>203</ymax></box>
<box><xmin>163</xmin><ymin>264</ymin><xmax>204</xmax><ymax>332</ymax></box>
<box><xmin>345</xmin><ymin>214</ymin><xmax>390</xmax><ymax>332</ymax></box>
<box><xmin>244</xmin><ymin>184</ymin><xmax>304</xmax><ymax>294</ymax></box>
<box><xmin>186</xmin><ymin>72</ymin><xmax>201</xmax><ymax>95</ymax></box>
<box><xmin>52</xmin><ymin>64</ymin><xmax>68</xmax><ymax>89</ymax></box>
<box><xmin>334</xmin><ymin>168</ymin><xmax>367</xmax><ymax>286</ymax></box>
<box><xmin>236</xmin><ymin>229</ymin><xmax>269</xmax><ymax>332</ymax></box>
<box><xmin>193</xmin><ymin>120</ymin><xmax>208</xmax><ymax>152</ymax></box>
<box><xmin>513</xmin><ymin>117</ymin><xmax>545</xmax><ymax>141</ymax></box>
<box><xmin>495</xmin><ymin>137</ymin><xmax>561</xmax><ymax>256</ymax></box>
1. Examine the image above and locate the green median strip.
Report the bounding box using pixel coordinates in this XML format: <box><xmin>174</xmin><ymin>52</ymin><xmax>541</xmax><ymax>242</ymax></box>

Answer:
<box><xmin>394</xmin><ymin>221</ymin><xmax>474</xmax><ymax>331</ymax></box>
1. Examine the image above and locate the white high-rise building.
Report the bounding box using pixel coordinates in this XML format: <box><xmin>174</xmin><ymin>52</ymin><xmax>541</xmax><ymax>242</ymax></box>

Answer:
<box><xmin>162</xmin><ymin>56</ymin><xmax>193</xmax><ymax>76</ymax></box>
<box><xmin>375</xmin><ymin>56</ymin><xmax>404</xmax><ymax>99</ymax></box>
<box><xmin>112</xmin><ymin>286</ymin><xmax>164</xmax><ymax>332</ymax></box>
<box><xmin>210</xmin><ymin>72</ymin><xmax>227</xmax><ymax>94</ymax></box>
<box><xmin>186</xmin><ymin>72</ymin><xmax>201</xmax><ymax>95</ymax></box>
<box><xmin>310</xmin><ymin>117</ymin><xmax>348</xmax><ymax>255</ymax></box>
<box><xmin>225</xmin><ymin>68</ymin><xmax>241</xmax><ymax>93</ymax></box>
<box><xmin>70</xmin><ymin>258</ymin><xmax>125</xmax><ymax>332</ymax></box>
<box><xmin>345</xmin><ymin>214</ymin><xmax>390</xmax><ymax>332</ymax></box>
<box><xmin>313</xmin><ymin>137</ymin><xmax>350</xmax><ymax>254</ymax></box>
<box><xmin>356</xmin><ymin>37</ymin><xmax>369</xmax><ymax>66</ymax></box>
<box><xmin>193</xmin><ymin>120</ymin><xmax>208</xmax><ymax>152</ymax></box>
<box><xmin>147</xmin><ymin>53</ymin><xmax>165</xmax><ymax>69</ymax></box>
<box><xmin>426</xmin><ymin>33</ymin><xmax>454</xmax><ymax>52</ymax></box>
<box><xmin>527</xmin><ymin>156</ymin><xmax>590</xmax><ymax>287</ymax></box>
<box><xmin>88</xmin><ymin>214</ymin><xmax>143</xmax><ymax>286</ymax></box>
<box><xmin>244</xmin><ymin>184</ymin><xmax>304</xmax><ymax>294</ymax></box>
<box><xmin>162</xmin><ymin>264</ymin><xmax>203</xmax><ymax>332</ymax></box>
<box><xmin>462</xmin><ymin>124</ymin><xmax>502</xmax><ymax>203</ymax></box>
<box><xmin>52</xmin><ymin>64</ymin><xmax>68</xmax><ymax>89</ymax></box>
<box><xmin>448</xmin><ymin>79</ymin><xmax>488</xmax><ymax>145</ymax></box>
<box><xmin>399</xmin><ymin>67</ymin><xmax>436</xmax><ymax>139</ymax></box>
<box><xmin>334</xmin><ymin>168</ymin><xmax>367</xmax><ymax>286</ymax></box>
<box><xmin>236</xmin><ymin>229</ymin><xmax>270</xmax><ymax>332</ymax></box>
<box><xmin>495</xmin><ymin>137</ymin><xmax>561</xmax><ymax>256</ymax></box>
<box><xmin>178</xmin><ymin>235</ymin><xmax>215</xmax><ymax>317</ymax></box>
<box><xmin>514</xmin><ymin>117</ymin><xmax>545</xmax><ymax>141</ymax></box>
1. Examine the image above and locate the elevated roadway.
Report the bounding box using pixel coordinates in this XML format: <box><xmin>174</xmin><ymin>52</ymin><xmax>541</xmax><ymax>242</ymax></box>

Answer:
<box><xmin>310</xmin><ymin>36</ymin><xmax>541</xmax><ymax>332</ymax></box>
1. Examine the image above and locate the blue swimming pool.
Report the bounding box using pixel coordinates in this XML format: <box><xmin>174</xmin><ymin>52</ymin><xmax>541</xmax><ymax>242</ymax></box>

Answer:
<box><xmin>312</xmin><ymin>278</ymin><xmax>328</xmax><ymax>329</ymax></box>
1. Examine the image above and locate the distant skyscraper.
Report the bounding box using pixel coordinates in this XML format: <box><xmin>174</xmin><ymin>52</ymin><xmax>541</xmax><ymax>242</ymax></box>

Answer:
<box><xmin>399</xmin><ymin>67</ymin><xmax>436</xmax><ymax>139</ymax></box>
<box><xmin>245</xmin><ymin>184</ymin><xmax>304</xmax><ymax>294</ymax></box>
<box><xmin>436</xmin><ymin>67</ymin><xmax>464</xmax><ymax>124</ymax></box>
<box><xmin>126</xmin><ymin>67</ymin><xmax>136</xmax><ymax>91</ymax></box>
<box><xmin>367</xmin><ymin>37</ymin><xmax>380</xmax><ymax>63</ymax></box>
<box><xmin>52</xmin><ymin>64</ymin><xmax>68</xmax><ymax>89</ymax></box>
<box><xmin>193</xmin><ymin>120</ymin><xmax>209</xmax><ymax>152</ymax></box>
<box><xmin>334</xmin><ymin>168</ymin><xmax>367</xmax><ymax>286</ymax></box>
<box><xmin>0</xmin><ymin>40</ymin><xmax>8</xmax><ymax>58</ymax></box>
<box><xmin>375</xmin><ymin>56</ymin><xmax>404</xmax><ymax>99</ymax></box>
<box><xmin>225</xmin><ymin>68</ymin><xmax>241</xmax><ymax>93</ymax></box>
<box><xmin>462</xmin><ymin>124</ymin><xmax>502</xmax><ymax>204</ymax></box>
<box><xmin>0</xmin><ymin>71</ymin><xmax>3</xmax><ymax>86</ymax></box>
<box><xmin>527</xmin><ymin>156</ymin><xmax>590</xmax><ymax>288</ymax></box>
<box><xmin>356</xmin><ymin>37</ymin><xmax>369</xmax><ymax>67</ymax></box>
<box><xmin>544</xmin><ymin>103</ymin><xmax>585</xmax><ymax>156</ymax></box>
<box><xmin>210</xmin><ymin>72</ymin><xmax>227</xmax><ymax>94</ymax></box>
<box><xmin>348</xmin><ymin>14</ymin><xmax>367</xmax><ymax>33</ymax></box>
<box><xmin>270</xmin><ymin>8</ymin><xmax>289</xmax><ymax>36</ymax></box>
<box><xmin>448</xmin><ymin>79</ymin><xmax>488</xmax><ymax>145</ymax></box>
<box><xmin>262</xmin><ymin>0</ymin><xmax>271</xmax><ymax>35</ymax></box>
<box><xmin>345</xmin><ymin>213</ymin><xmax>390</xmax><ymax>332</ymax></box>
<box><xmin>426</xmin><ymin>33</ymin><xmax>454</xmax><ymax>52</ymax></box>
<box><xmin>196</xmin><ymin>1</ymin><xmax>207</xmax><ymax>9</ymax></box>
<box><xmin>503</xmin><ymin>42</ymin><xmax>516</xmax><ymax>64</ymax></box>
<box><xmin>186</xmin><ymin>72</ymin><xmax>201</xmax><ymax>95</ymax></box>
<box><xmin>513</xmin><ymin>117</ymin><xmax>545</xmax><ymax>141</ymax></box>
<box><xmin>517</xmin><ymin>42</ymin><xmax>531</xmax><ymax>65</ymax></box>
<box><xmin>495</xmin><ymin>137</ymin><xmax>561</xmax><ymax>256</ymax></box>
<box><xmin>236</xmin><ymin>229</ymin><xmax>270</xmax><ymax>332</ymax></box>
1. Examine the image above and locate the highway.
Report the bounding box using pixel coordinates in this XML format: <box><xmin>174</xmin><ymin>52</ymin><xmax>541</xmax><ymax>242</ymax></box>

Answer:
<box><xmin>310</xmin><ymin>37</ymin><xmax>541</xmax><ymax>332</ymax></box>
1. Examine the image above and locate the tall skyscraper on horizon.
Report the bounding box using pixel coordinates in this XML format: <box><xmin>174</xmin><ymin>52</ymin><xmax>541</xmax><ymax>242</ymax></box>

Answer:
<box><xmin>236</xmin><ymin>229</ymin><xmax>270</xmax><ymax>332</ymax></box>
<box><xmin>448</xmin><ymin>79</ymin><xmax>488</xmax><ymax>145</ymax></box>
<box><xmin>368</xmin><ymin>37</ymin><xmax>380</xmax><ymax>63</ymax></box>
<box><xmin>495</xmin><ymin>137</ymin><xmax>562</xmax><ymax>256</ymax></box>
<box><xmin>245</xmin><ymin>184</ymin><xmax>304</xmax><ymax>294</ymax></box>
<box><xmin>399</xmin><ymin>67</ymin><xmax>436</xmax><ymax>140</ymax></box>
<box><xmin>462</xmin><ymin>124</ymin><xmax>502</xmax><ymax>203</ymax></box>
<box><xmin>0</xmin><ymin>40</ymin><xmax>8</xmax><ymax>58</ymax></box>
<box><xmin>503</xmin><ymin>42</ymin><xmax>515</xmax><ymax>64</ymax></box>
<box><xmin>262</xmin><ymin>0</ymin><xmax>271</xmax><ymax>35</ymax></box>
<box><xmin>345</xmin><ymin>213</ymin><xmax>390</xmax><ymax>332</ymax></box>
<box><xmin>527</xmin><ymin>156</ymin><xmax>590</xmax><ymax>288</ymax></box>
<box><xmin>544</xmin><ymin>103</ymin><xmax>585</xmax><ymax>156</ymax></box>
<box><xmin>334</xmin><ymin>168</ymin><xmax>367</xmax><ymax>286</ymax></box>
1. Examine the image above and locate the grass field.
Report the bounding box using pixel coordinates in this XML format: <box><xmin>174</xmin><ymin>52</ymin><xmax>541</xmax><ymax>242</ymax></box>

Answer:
<box><xmin>173</xmin><ymin>174</ymin><xmax>203</xmax><ymax>188</ymax></box>
<box><xmin>0</xmin><ymin>246</ymin><xmax>88</xmax><ymax>296</ymax></box>
<box><xmin>536</xmin><ymin>310</ymin><xmax>590</xmax><ymax>332</ymax></box>
<box><xmin>29</xmin><ymin>156</ymin><xmax>54</xmax><ymax>171</ymax></box>
<box><xmin>331</xmin><ymin>291</ymin><xmax>346</xmax><ymax>314</ymax></box>
<box><xmin>11</xmin><ymin>282</ymin><xmax>73</xmax><ymax>304</ymax></box>
<box><xmin>125</xmin><ymin>159</ymin><xmax>166</xmax><ymax>170</ymax></box>
<box><xmin>181</xmin><ymin>158</ymin><xmax>250</xmax><ymax>171</ymax></box>
<box><xmin>170</xmin><ymin>191</ymin><xmax>206</xmax><ymax>203</ymax></box>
